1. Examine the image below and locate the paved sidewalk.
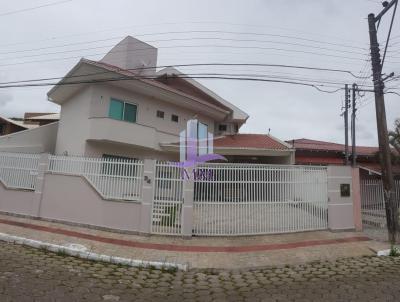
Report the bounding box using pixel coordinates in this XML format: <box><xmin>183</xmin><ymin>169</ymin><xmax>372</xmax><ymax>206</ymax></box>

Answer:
<box><xmin>0</xmin><ymin>213</ymin><xmax>389</xmax><ymax>269</ymax></box>
<box><xmin>1</xmin><ymin>242</ymin><xmax>400</xmax><ymax>301</ymax></box>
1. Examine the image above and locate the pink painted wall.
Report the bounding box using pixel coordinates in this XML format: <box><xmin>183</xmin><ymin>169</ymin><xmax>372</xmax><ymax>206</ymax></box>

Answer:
<box><xmin>39</xmin><ymin>174</ymin><xmax>142</xmax><ymax>232</ymax></box>
<box><xmin>352</xmin><ymin>168</ymin><xmax>363</xmax><ymax>231</ymax></box>
<box><xmin>327</xmin><ymin>166</ymin><xmax>355</xmax><ymax>230</ymax></box>
<box><xmin>0</xmin><ymin>182</ymin><xmax>38</xmax><ymax>216</ymax></box>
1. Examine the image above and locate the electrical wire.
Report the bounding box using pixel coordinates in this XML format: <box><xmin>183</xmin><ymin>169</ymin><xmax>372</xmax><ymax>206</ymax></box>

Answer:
<box><xmin>0</xmin><ymin>44</ymin><xmax>373</xmax><ymax>69</ymax></box>
<box><xmin>0</xmin><ymin>62</ymin><xmax>372</xmax><ymax>87</ymax></box>
<box><xmin>0</xmin><ymin>73</ymin><xmax>352</xmax><ymax>94</ymax></box>
<box><xmin>0</xmin><ymin>36</ymin><xmax>368</xmax><ymax>59</ymax></box>
<box><xmin>0</xmin><ymin>0</ymin><xmax>72</xmax><ymax>17</ymax></box>
<box><xmin>0</xmin><ymin>29</ymin><xmax>368</xmax><ymax>52</ymax></box>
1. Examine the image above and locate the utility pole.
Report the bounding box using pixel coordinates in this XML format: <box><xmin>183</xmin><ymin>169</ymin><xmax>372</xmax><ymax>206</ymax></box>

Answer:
<box><xmin>351</xmin><ymin>84</ymin><xmax>357</xmax><ymax>167</ymax></box>
<box><xmin>368</xmin><ymin>0</ymin><xmax>399</xmax><ymax>243</ymax></box>
<box><xmin>344</xmin><ymin>84</ymin><xmax>350</xmax><ymax>165</ymax></box>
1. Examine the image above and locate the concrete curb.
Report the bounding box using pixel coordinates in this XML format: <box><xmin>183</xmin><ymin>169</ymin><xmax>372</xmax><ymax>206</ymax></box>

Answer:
<box><xmin>377</xmin><ymin>246</ymin><xmax>400</xmax><ymax>257</ymax></box>
<box><xmin>0</xmin><ymin>232</ymin><xmax>188</xmax><ymax>271</ymax></box>
<box><xmin>377</xmin><ymin>249</ymin><xmax>390</xmax><ymax>256</ymax></box>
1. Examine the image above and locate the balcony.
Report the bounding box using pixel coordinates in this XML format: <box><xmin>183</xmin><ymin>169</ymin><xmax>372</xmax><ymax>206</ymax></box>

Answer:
<box><xmin>87</xmin><ymin>118</ymin><xmax>159</xmax><ymax>150</ymax></box>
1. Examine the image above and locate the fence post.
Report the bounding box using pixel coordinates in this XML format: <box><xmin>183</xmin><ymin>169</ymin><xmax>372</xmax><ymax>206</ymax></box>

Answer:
<box><xmin>352</xmin><ymin>167</ymin><xmax>363</xmax><ymax>231</ymax></box>
<box><xmin>139</xmin><ymin>159</ymin><xmax>155</xmax><ymax>234</ymax></box>
<box><xmin>327</xmin><ymin>166</ymin><xmax>355</xmax><ymax>230</ymax></box>
<box><xmin>33</xmin><ymin>153</ymin><xmax>50</xmax><ymax>217</ymax></box>
<box><xmin>181</xmin><ymin>168</ymin><xmax>194</xmax><ymax>237</ymax></box>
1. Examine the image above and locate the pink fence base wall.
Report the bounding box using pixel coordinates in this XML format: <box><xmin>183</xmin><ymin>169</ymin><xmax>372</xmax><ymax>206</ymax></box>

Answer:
<box><xmin>352</xmin><ymin>168</ymin><xmax>363</xmax><ymax>232</ymax></box>
<box><xmin>327</xmin><ymin>166</ymin><xmax>363</xmax><ymax>231</ymax></box>
<box><xmin>40</xmin><ymin>174</ymin><xmax>142</xmax><ymax>232</ymax></box>
<box><xmin>0</xmin><ymin>154</ymin><xmax>366</xmax><ymax>236</ymax></box>
<box><xmin>0</xmin><ymin>183</ymin><xmax>38</xmax><ymax>217</ymax></box>
<box><xmin>0</xmin><ymin>174</ymin><xmax>144</xmax><ymax>234</ymax></box>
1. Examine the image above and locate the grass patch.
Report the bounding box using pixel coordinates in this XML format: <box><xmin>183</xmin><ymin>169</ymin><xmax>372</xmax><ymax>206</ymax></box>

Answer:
<box><xmin>389</xmin><ymin>246</ymin><xmax>400</xmax><ymax>257</ymax></box>
<box><xmin>161</xmin><ymin>265</ymin><xmax>178</xmax><ymax>274</ymax></box>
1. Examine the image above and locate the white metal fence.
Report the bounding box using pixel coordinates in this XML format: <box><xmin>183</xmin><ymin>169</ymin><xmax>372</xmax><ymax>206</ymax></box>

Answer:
<box><xmin>151</xmin><ymin>161</ymin><xmax>184</xmax><ymax>235</ymax></box>
<box><xmin>360</xmin><ymin>179</ymin><xmax>400</xmax><ymax>228</ymax></box>
<box><xmin>1</xmin><ymin>151</ymin><xmax>331</xmax><ymax>237</ymax></box>
<box><xmin>193</xmin><ymin>164</ymin><xmax>328</xmax><ymax>236</ymax></box>
<box><xmin>0</xmin><ymin>152</ymin><xmax>40</xmax><ymax>190</ymax></box>
<box><xmin>48</xmin><ymin>155</ymin><xmax>144</xmax><ymax>201</ymax></box>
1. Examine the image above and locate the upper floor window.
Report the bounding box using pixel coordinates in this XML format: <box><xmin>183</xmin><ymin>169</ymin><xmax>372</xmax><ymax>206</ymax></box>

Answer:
<box><xmin>108</xmin><ymin>98</ymin><xmax>137</xmax><ymax>123</ymax></box>
<box><xmin>218</xmin><ymin>124</ymin><xmax>227</xmax><ymax>132</ymax></box>
<box><xmin>156</xmin><ymin>110</ymin><xmax>164</xmax><ymax>119</ymax></box>
<box><xmin>171</xmin><ymin>114</ymin><xmax>179</xmax><ymax>123</ymax></box>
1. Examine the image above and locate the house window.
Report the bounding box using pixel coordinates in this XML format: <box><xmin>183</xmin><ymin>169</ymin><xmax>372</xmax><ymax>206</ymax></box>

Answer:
<box><xmin>198</xmin><ymin>122</ymin><xmax>208</xmax><ymax>156</ymax></box>
<box><xmin>234</xmin><ymin>124</ymin><xmax>239</xmax><ymax>133</ymax></box>
<box><xmin>0</xmin><ymin>124</ymin><xmax>3</xmax><ymax>135</ymax></box>
<box><xmin>108</xmin><ymin>98</ymin><xmax>137</xmax><ymax>123</ymax></box>
<box><xmin>218</xmin><ymin>124</ymin><xmax>227</xmax><ymax>132</ymax></box>
<box><xmin>156</xmin><ymin>110</ymin><xmax>164</xmax><ymax>118</ymax></box>
<box><xmin>171</xmin><ymin>114</ymin><xmax>179</xmax><ymax>123</ymax></box>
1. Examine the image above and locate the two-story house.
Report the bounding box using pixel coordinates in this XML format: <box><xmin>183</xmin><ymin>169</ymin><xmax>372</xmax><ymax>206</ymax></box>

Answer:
<box><xmin>0</xmin><ymin>36</ymin><xmax>294</xmax><ymax>164</ymax></box>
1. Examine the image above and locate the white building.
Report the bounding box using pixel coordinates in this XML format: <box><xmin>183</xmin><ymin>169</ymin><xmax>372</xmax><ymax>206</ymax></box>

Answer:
<box><xmin>0</xmin><ymin>36</ymin><xmax>294</xmax><ymax>164</ymax></box>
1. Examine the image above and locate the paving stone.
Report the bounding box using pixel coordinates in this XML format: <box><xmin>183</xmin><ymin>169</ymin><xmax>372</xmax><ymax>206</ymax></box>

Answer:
<box><xmin>0</xmin><ymin>242</ymin><xmax>400</xmax><ymax>301</ymax></box>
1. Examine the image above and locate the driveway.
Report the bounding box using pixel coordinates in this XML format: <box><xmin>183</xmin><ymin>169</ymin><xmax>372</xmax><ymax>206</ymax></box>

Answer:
<box><xmin>0</xmin><ymin>242</ymin><xmax>399</xmax><ymax>301</ymax></box>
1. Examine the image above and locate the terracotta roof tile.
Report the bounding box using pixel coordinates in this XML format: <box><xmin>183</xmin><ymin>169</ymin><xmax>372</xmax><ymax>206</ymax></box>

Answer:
<box><xmin>359</xmin><ymin>163</ymin><xmax>400</xmax><ymax>175</ymax></box>
<box><xmin>289</xmin><ymin>138</ymin><xmax>380</xmax><ymax>156</ymax></box>
<box><xmin>214</xmin><ymin>134</ymin><xmax>289</xmax><ymax>150</ymax></box>
<box><xmin>295</xmin><ymin>156</ymin><xmax>344</xmax><ymax>165</ymax></box>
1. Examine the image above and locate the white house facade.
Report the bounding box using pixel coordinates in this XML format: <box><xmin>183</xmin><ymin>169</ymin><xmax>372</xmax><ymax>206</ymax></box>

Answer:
<box><xmin>0</xmin><ymin>36</ymin><xmax>294</xmax><ymax>164</ymax></box>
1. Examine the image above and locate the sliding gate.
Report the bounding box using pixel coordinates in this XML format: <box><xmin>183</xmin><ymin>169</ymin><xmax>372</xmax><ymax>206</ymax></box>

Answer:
<box><xmin>193</xmin><ymin>164</ymin><xmax>328</xmax><ymax>236</ymax></box>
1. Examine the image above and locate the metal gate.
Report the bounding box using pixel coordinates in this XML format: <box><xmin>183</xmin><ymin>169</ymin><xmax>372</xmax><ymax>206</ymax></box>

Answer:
<box><xmin>151</xmin><ymin>162</ymin><xmax>184</xmax><ymax>235</ymax></box>
<box><xmin>360</xmin><ymin>179</ymin><xmax>400</xmax><ymax>228</ymax></box>
<box><xmin>193</xmin><ymin>164</ymin><xmax>328</xmax><ymax>236</ymax></box>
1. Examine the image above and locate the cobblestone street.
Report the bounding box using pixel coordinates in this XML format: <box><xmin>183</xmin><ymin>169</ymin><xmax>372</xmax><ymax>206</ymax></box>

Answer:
<box><xmin>0</xmin><ymin>242</ymin><xmax>399</xmax><ymax>301</ymax></box>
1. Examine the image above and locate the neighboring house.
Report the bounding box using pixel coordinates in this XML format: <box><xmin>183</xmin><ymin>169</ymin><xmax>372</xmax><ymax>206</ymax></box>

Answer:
<box><xmin>0</xmin><ymin>36</ymin><xmax>294</xmax><ymax>164</ymax></box>
<box><xmin>0</xmin><ymin>112</ymin><xmax>59</xmax><ymax>137</ymax></box>
<box><xmin>24</xmin><ymin>113</ymin><xmax>60</xmax><ymax>126</ymax></box>
<box><xmin>0</xmin><ymin>116</ymin><xmax>38</xmax><ymax>136</ymax></box>
<box><xmin>289</xmin><ymin>138</ymin><xmax>400</xmax><ymax>177</ymax></box>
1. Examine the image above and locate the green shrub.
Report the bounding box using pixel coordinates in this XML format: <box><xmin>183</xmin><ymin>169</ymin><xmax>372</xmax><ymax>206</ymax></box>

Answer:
<box><xmin>389</xmin><ymin>246</ymin><xmax>400</xmax><ymax>257</ymax></box>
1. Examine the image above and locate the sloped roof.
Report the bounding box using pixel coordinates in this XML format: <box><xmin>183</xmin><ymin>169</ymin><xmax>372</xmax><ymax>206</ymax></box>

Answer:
<box><xmin>27</xmin><ymin>113</ymin><xmax>60</xmax><ymax>120</ymax></box>
<box><xmin>289</xmin><ymin>138</ymin><xmax>379</xmax><ymax>156</ymax></box>
<box><xmin>48</xmin><ymin>59</ymin><xmax>230</xmax><ymax>118</ymax></box>
<box><xmin>157</xmin><ymin>67</ymin><xmax>249</xmax><ymax>122</ymax></box>
<box><xmin>295</xmin><ymin>156</ymin><xmax>345</xmax><ymax>165</ymax></box>
<box><xmin>214</xmin><ymin>134</ymin><xmax>290</xmax><ymax>150</ymax></box>
<box><xmin>0</xmin><ymin>116</ymin><xmax>38</xmax><ymax>130</ymax></box>
<box><xmin>88</xmin><ymin>60</ymin><xmax>239</xmax><ymax>114</ymax></box>
<box><xmin>359</xmin><ymin>163</ymin><xmax>400</xmax><ymax>176</ymax></box>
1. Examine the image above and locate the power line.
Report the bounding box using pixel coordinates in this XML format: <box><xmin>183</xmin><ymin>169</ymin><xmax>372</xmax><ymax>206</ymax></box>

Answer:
<box><xmin>381</xmin><ymin>0</ymin><xmax>399</xmax><ymax>68</ymax></box>
<box><xmin>0</xmin><ymin>43</ymin><xmax>370</xmax><ymax>65</ymax></box>
<box><xmin>0</xmin><ymin>0</ymin><xmax>72</xmax><ymax>17</ymax></box>
<box><xmin>0</xmin><ymin>43</ymin><xmax>375</xmax><ymax>69</ymax></box>
<box><xmin>0</xmin><ymin>62</ymin><xmax>372</xmax><ymax>87</ymax></box>
<box><xmin>0</xmin><ymin>36</ymin><xmax>368</xmax><ymax>58</ymax></box>
<box><xmin>0</xmin><ymin>30</ymin><xmax>367</xmax><ymax>50</ymax></box>
<box><xmin>0</xmin><ymin>73</ymin><xmax>348</xmax><ymax>93</ymax></box>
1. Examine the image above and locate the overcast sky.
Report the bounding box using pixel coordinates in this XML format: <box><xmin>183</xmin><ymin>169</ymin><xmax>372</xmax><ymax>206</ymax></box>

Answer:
<box><xmin>0</xmin><ymin>0</ymin><xmax>399</xmax><ymax>146</ymax></box>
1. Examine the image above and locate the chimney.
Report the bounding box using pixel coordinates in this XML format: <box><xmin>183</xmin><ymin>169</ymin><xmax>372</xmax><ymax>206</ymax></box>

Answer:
<box><xmin>100</xmin><ymin>36</ymin><xmax>158</xmax><ymax>76</ymax></box>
